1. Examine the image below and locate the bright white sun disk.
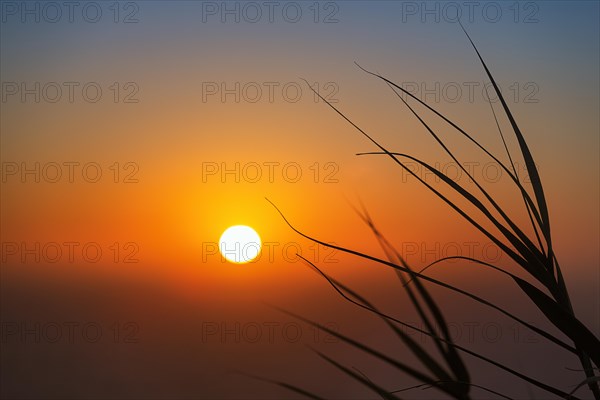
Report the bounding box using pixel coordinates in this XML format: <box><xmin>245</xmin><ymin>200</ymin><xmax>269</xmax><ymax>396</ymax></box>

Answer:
<box><xmin>219</xmin><ymin>225</ymin><xmax>261</xmax><ymax>263</ymax></box>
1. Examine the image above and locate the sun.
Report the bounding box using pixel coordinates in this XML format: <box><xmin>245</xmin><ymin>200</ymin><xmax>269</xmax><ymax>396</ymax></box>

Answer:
<box><xmin>219</xmin><ymin>225</ymin><xmax>262</xmax><ymax>264</ymax></box>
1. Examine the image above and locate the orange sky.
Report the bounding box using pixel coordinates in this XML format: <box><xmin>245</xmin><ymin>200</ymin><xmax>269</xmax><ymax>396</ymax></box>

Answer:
<box><xmin>1</xmin><ymin>2</ymin><xmax>599</xmax><ymax>399</ymax></box>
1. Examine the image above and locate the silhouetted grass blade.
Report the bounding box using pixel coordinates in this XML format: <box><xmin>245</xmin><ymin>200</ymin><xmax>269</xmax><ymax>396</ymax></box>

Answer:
<box><xmin>458</xmin><ymin>22</ymin><xmax>552</xmax><ymax>252</ymax></box>
<box><xmin>292</xmin><ymin>255</ymin><xmax>581</xmax><ymax>399</ymax></box>
<box><xmin>313</xmin><ymin>350</ymin><xmax>400</xmax><ymax>400</ymax></box>
<box><xmin>267</xmin><ymin>197</ymin><xmax>576</xmax><ymax>356</ymax></box>
<box><xmin>514</xmin><ymin>277</ymin><xmax>600</xmax><ymax>367</ymax></box>
<box><xmin>236</xmin><ymin>372</ymin><xmax>326</xmax><ymax>400</ymax></box>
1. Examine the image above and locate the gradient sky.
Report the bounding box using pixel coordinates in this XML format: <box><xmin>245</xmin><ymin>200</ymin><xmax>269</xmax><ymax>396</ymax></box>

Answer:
<box><xmin>1</xmin><ymin>1</ymin><xmax>599</xmax><ymax>399</ymax></box>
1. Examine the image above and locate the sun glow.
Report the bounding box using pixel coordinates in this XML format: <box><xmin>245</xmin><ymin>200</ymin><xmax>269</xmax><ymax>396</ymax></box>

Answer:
<box><xmin>219</xmin><ymin>225</ymin><xmax>262</xmax><ymax>264</ymax></box>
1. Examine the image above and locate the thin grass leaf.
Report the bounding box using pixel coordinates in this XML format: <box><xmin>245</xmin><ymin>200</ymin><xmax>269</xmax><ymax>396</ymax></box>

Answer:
<box><xmin>303</xmin><ymin>79</ymin><xmax>553</xmax><ymax>292</ymax></box>
<box><xmin>275</xmin><ymin>307</ymin><xmax>459</xmax><ymax>398</ymax></box>
<box><xmin>567</xmin><ymin>377</ymin><xmax>600</xmax><ymax>399</ymax></box>
<box><xmin>550</xmin><ymin>256</ymin><xmax>597</xmax><ymax>398</ymax></box>
<box><xmin>400</xmin><ymin>254</ymin><xmax>600</xmax><ymax>367</ymax></box>
<box><xmin>236</xmin><ymin>371</ymin><xmax>326</xmax><ymax>400</ymax></box>
<box><xmin>273</xmin><ymin>267</ymin><xmax>580</xmax><ymax>400</ymax></box>
<box><xmin>308</xmin><ymin>318</ymin><xmax>444</xmax><ymax>388</ymax></box>
<box><xmin>295</xmin><ymin>255</ymin><xmax>575</xmax><ymax>399</ymax></box>
<box><xmin>350</xmin><ymin>203</ymin><xmax>456</xmax><ymax>371</ymax></box>
<box><xmin>458</xmin><ymin>22</ymin><xmax>552</xmax><ymax>253</ymax></box>
<box><xmin>353</xmin><ymin>204</ymin><xmax>471</xmax><ymax>389</ymax></box>
<box><xmin>401</xmin><ymin>256</ymin><xmax>513</xmax><ymax>288</ymax></box>
<box><xmin>351</xmin><ymin>65</ymin><xmax>548</xmax><ymax>246</ymax></box>
<box><xmin>296</xmin><ymin>24</ymin><xmax>599</xmax><ymax>397</ymax></box>
<box><xmin>339</xmin><ymin>274</ymin><xmax>456</xmax><ymax>386</ymax></box>
<box><xmin>392</xmin><ymin>381</ymin><xmax>514</xmax><ymax>400</ymax></box>
<box><xmin>483</xmin><ymin>82</ymin><xmax>548</xmax><ymax>261</ymax></box>
<box><xmin>381</xmin><ymin>79</ymin><xmax>548</xmax><ymax>272</ymax></box>
<box><xmin>313</xmin><ymin>350</ymin><xmax>400</xmax><ymax>400</ymax></box>
<box><xmin>390</xmin><ymin>382</ymin><xmax>430</xmax><ymax>393</ymax></box>
<box><xmin>514</xmin><ymin>278</ymin><xmax>600</xmax><ymax>367</ymax></box>
<box><xmin>301</xmin><ymin>254</ymin><xmax>460</xmax><ymax>394</ymax></box>
<box><xmin>356</xmin><ymin>151</ymin><xmax>549</xmax><ymax>285</ymax></box>
<box><xmin>266</xmin><ymin>197</ymin><xmax>576</xmax><ymax>355</ymax></box>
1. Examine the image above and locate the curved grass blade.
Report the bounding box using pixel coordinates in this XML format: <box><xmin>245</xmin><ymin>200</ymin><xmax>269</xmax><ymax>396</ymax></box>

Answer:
<box><xmin>400</xmin><ymin>254</ymin><xmax>600</xmax><ymax>366</ymax></box>
<box><xmin>514</xmin><ymin>278</ymin><xmax>600</xmax><ymax>367</ymax></box>
<box><xmin>276</xmin><ymin>309</ymin><xmax>452</xmax><ymax>397</ymax></box>
<box><xmin>301</xmin><ymin>79</ymin><xmax>551</xmax><ymax>290</ymax></box>
<box><xmin>351</xmin><ymin>65</ymin><xmax>548</xmax><ymax>252</ymax></box>
<box><xmin>274</xmin><ymin>266</ymin><xmax>580</xmax><ymax>400</ymax></box>
<box><xmin>458</xmin><ymin>22</ymin><xmax>551</xmax><ymax>253</ymax></box>
<box><xmin>350</xmin><ymin>203</ymin><xmax>460</xmax><ymax>372</ymax></box>
<box><xmin>357</xmin><ymin>151</ymin><xmax>549</xmax><ymax>285</ymax></box>
<box><xmin>483</xmin><ymin>82</ymin><xmax>547</xmax><ymax>261</ymax></box>
<box><xmin>235</xmin><ymin>371</ymin><xmax>326</xmax><ymax>400</ymax></box>
<box><xmin>381</xmin><ymin>79</ymin><xmax>548</xmax><ymax>271</ymax></box>
<box><xmin>452</xmin><ymin>40</ymin><xmax>595</xmax><ymax>388</ymax></box>
<box><xmin>313</xmin><ymin>350</ymin><xmax>400</xmax><ymax>400</ymax></box>
<box><xmin>391</xmin><ymin>381</ymin><xmax>514</xmax><ymax>400</ymax></box>
<box><xmin>301</xmin><ymin>254</ymin><xmax>462</xmax><ymax>396</ymax></box>
<box><xmin>401</xmin><ymin>256</ymin><xmax>512</xmax><ymax>288</ymax></box>
<box><xmin>266</xmin><ymin>197</ymin><xmax>576</xmax><ymax>355</ymax></box>
<box><xmin>353</xmin><ymin>205</ymin><xmax>470</xmax><ymax>389</ymax></box>
<box><xmin>567</xmin><ymin>377</ymin><xmax>600</xmax><ymax>399</ymax></box>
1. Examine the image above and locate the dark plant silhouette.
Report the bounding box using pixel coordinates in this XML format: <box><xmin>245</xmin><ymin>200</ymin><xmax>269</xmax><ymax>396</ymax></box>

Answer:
<box><xmin>258</xmin><ymin>24</ymin><xmax>599</xmax><ymax>399</ymax></box>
